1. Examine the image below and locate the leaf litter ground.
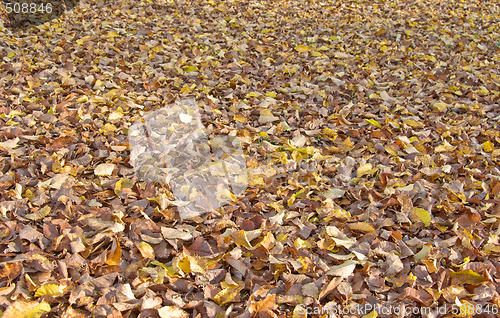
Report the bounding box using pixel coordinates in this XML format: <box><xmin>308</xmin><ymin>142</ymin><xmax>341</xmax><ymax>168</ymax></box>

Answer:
<box><xmin>0</xmin><ymin>0</ymin><xmax>499</xmax><ymax>317</ymax></box>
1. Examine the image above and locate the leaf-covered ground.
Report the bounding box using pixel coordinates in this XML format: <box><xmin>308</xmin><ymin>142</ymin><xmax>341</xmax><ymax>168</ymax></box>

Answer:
<box><xmin>1</xmin><ymin>0</ymin><xmax>500</xmax><ymax>317</ymax></box>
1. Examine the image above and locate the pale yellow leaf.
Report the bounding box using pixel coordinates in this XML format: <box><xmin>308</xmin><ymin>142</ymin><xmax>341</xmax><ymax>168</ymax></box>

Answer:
<box><xmin>357</xmin><ymin>163</ymin><xmax>377</xmax><ymax>177</ymax></box>
<box><xmin>94</xmin><ymin>163</ymin><xmax>115</xmax><ymax>176</ymax></box>
<box><xmin>137</xmin><ymin>242</ymin><xmax>155</xmax><ymax>259</ymax></box>
<box><xmin>158</xmin><ymin>306</ymin><xmax>189</xmax><ymax>318</ymax></box>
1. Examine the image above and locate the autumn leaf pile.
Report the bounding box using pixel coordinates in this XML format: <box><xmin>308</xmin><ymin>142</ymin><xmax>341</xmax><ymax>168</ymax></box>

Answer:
<box><xmin>0</xmin><ymin>0</ymin><xmax>500</xmax><ymax>317</ymax></box>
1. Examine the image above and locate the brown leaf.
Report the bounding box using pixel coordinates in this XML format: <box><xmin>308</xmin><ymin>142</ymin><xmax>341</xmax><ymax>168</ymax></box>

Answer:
<box><xmin>0</xmin><ymin>262</ymin><xmax>22</xmax><ymax>281</ymax></box>
<box><xmin>400</xmin><ymin>287</ymin><xmax>433</xmax><ymax>306</ymax></box>
<box><xmin>249</xmin><ymin>294</ymin><xmax>276</xmax><ymax>318</ymax></box>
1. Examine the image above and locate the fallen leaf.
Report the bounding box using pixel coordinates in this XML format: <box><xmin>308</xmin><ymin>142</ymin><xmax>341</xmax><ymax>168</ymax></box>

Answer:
<box><xmin>2</xmin><ymin>301</ymin><xmax>50</xmax><ymax>318</ymax></box>
<box><xmin>94</xmin><ymin>163</ymin><xmax>116</xmax><ymax>176</ymax></box>
<box><xmin>137</xmin><ymin>241</ymin><xmax>155</xmax><ymax>259</ymax></box>
<box><xmin>326</xmin><ymin>260</ymin><xmax>357</xmax><ymax>278</ymax></box>
<box><xmin>0</xmin><ymin>137</ymin><xmax>20</xmax><ymax>150</ymax></box>
<box><xmin>158</xmin><ymin>306</ymin><xmax>189</xmax><ymax>318</ymax></box>
<box><xmin>347</xmin><ymin>222</ymin><xmax>375</xmax><ymax>233</ymax></box>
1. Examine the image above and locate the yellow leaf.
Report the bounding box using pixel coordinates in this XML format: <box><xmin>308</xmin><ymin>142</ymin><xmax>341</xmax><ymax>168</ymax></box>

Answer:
<box><xmin>214</xmin><ymin>288</ymin><xmax>238</xmax><ymax>306</ymax></box>
<box><xmin>321</xmin><ymin>127</ymin><xmax>337</xmax><ymax>139</ymax></box>
<box><xmin>107</xmin><ymin>31</ymin><xmax>120</xmax><ymax>38</ymax></box>
<box><xmin>175</xmin><ymin>256</ymin><xmax>191</xmax><ymax>275</ymax></box>
<box><xmin>89</xmin><ymin>96</ymin><xmax>106</xmax><ymax>103</ymax></box>
<box><xmin>2</xmin><ymin>301</ymin><xmax>50</xmax><ymax>318</ymax></box>
<box><xmin>6</xmin><ymin>119</ymin><xmax>19</xmax><ymax>125</ymax></box>
<box><xmin>357</xmin><ymin>163</ymin><xmax>377</xmax><ymax>177</ymax></box>
<box><xmin>294</xmin><ymin>45</ymin><xmax>313</xmax><ymax>53</ymax></box>
<box><xmin>35</xmin><ymin>284</ymin><xmax>64</xmax><ymax>298</ymax></box>
<box><xmin>339</xmin><ymin>136</ymin><xmax>353</xmax><ymax>152</ymax></box>
<box><xmin>76</xmin><ymin>95</ymin><xmax>88</xmax><ymax>103</ymax></box>
<box><xmin>104</xmin><ymin>89</ymin><xmax>120</xmax><ymax>99</ymax></box>
<box><xmin>76</xmin><ymin>36</ymin><xmax>91</xmax><ymax>46</ymax></box>
<box><xmin>175</xmin><ymin>253</ymin><xmax>209</xmax><ymax>275</ymax></box>
<box><xmin>482</xmin><ymin>141</ymin><xmax>495</xmax><ymax>152</ymax></box>
<box><xmin>450</xmin><ymin>269</ymin><xmax>487</xmax><ymax>285</ymax></box>
<box><xmin>183</xmin><ymin>65</ymin><xmax>198</xmax><ymax>73</ymax></box>
<box><xmin>233</xmin><ymin>114</ymin><xmax>247</xmax><ymax>123</ymax></box>
<box><xmin>411</xmin><ymin>208</ymin><xmax>431</xmax><ymax>226</ymax></box>
<box><xmin>265</xmin><ymin>91</ymin><xmax>277</xmax><ymax>98</ymax></box>
<box><xmin>248</xmin><ymin>175</ymin><xmax>265</xmax><ymax>187</ymax></box>
<box><xmin>365</xmin><ymin>118</ymin><xmax>382</xmax><ymax>128</ymax></box>
<box><xmin>7</xmin><ymin>110</ymin><xmax>25</xmax><ymax>117</ymax></box>
<box><xmin>137</xmin><ymin>242</ymin><xmax>155</xmax><ymax>259</ymax></box>
<box><xmin>99</xmin><ymin>123</ymin><xmax>117</xmax><ymax>135</ymax></box>
<box><xmin>433</xmin><ymin>102</ymin><xmax>448</xmax><ymax>112</ymax></box>
<box><xmin>233</xmin><ymin>230</ymin><xmax>253</xmax><ymax>249</ymax></box>
<box><xmin>348</xmin><ymin>222</ymin><xmax>375</xmax><ymax>233</ymax></box>
<box><xmin>245</xmin><ymin>91</ymin><xmax>261</xmax><ymax>98</ymax></box>
<box><xmin>190</xmin><ymin>255</ymin><xmax>209</xmax><ymax>274</ymax></box>
<box><xmin>6</xmin><ymin>52</ymin><xmax>16</xmax><ymax>58</ymax></box>
<box><xmin>106</xmin><ymin>241</ymin><xmax>121</xmax><ymax>266</ymax></box>
<box><xmin>24</xmin><ymin>189</ymin><xmax>35</xmax><ymax>201</ymax></box>
<box><xmin>294</xmin><ymin>238</ymin><xmax>312</xmax><ymax>249</ymax></box>
<box><xmin>403</xmin><ymin>119</ymin><xmax>424</xmax><ymax>129</ymax></box>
